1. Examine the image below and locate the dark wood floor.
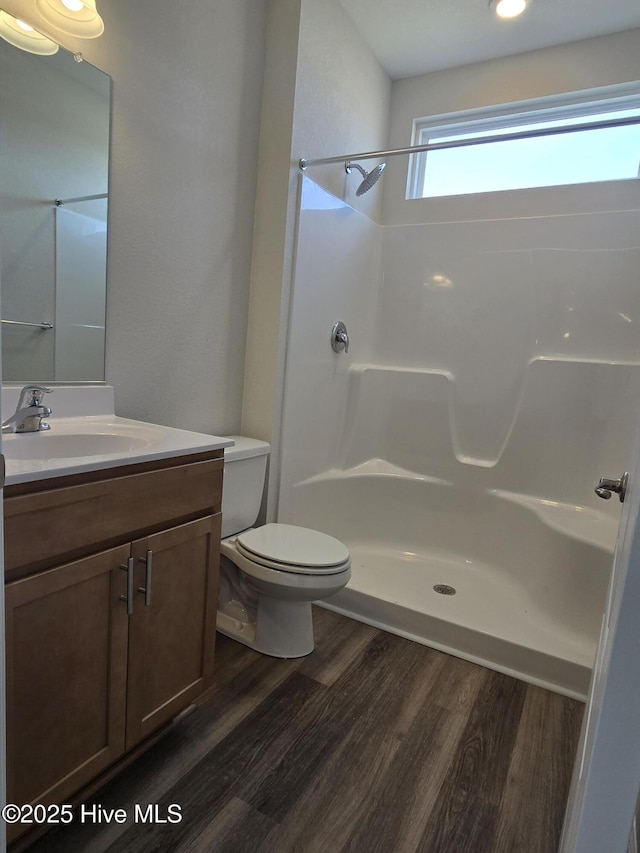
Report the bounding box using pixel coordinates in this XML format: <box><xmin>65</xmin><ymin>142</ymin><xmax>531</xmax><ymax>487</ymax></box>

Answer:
<box><xmin>28</xmin><ymin>607</ymin><xmax>583</xmax><ymax>853</ymax></box>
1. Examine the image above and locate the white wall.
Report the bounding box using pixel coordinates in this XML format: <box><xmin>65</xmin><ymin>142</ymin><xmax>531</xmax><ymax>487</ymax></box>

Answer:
<box><xmin>276</xmin><ymin>26</ymin><xmax>640</xmax><ymax>527</ymax></box>
<box><xmin>0</xmin><ymin>0</ymin><xmax>269</xmax><ymax>434</ymax></box>
<box><xmin>242</xmin><ymin>0</ymin><xmax>391</xmax><ymax>515</ymax></box>
<box><xmin>278</xmin><ymin>177</ymin><xmax>381</xmax><ymax>498</ymax></box>
<box><xmin>240</xmin><ymin>0</ymin><xmax>302</xmax><ymax>453</ymax></box>
<box><xmin>383</xmin><ymin>27</ymin><xmax>640</xmax><ymax>224</ymax></box>
<box><xmin>292</xmin><ymin>0</ymin><xmax>392</xmax><ymax>222</ymax></box>
<box><xmin>96</xmin><ymin>1</ymin><xmax>268</xmax><ymax>434</ymax></box>
<box><xmin>244</xmin><ymin>19</ymin><xmax>640</xmax><ymax>519</ymax></box>
<box><xmin>281</xmin><ymin>178</ymin><xmax>640</xmax><ymax>515</ymax></box>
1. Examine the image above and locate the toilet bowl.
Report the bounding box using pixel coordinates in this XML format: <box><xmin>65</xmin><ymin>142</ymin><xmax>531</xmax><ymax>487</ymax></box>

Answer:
<box><xmin>216</xmin><ymin>437</ymin><xmax>351</xmax><ymax>658</ymax></box>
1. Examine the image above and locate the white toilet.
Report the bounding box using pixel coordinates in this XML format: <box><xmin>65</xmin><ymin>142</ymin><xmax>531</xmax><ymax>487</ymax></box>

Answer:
<box><xmin>217</xmin><ymin>436</ymin><xmax>351</xmax><ymax>658</ymax></box>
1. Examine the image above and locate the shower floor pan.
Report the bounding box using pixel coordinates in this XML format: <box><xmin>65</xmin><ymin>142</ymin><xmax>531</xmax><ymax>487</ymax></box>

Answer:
<box><xmin>320</xmin><ymin>543</ymin><xmax>598</xmax><ymax>699</ymax></box>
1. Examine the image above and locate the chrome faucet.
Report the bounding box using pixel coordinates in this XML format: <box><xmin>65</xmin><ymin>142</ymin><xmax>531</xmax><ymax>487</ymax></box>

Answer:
<box><xmin>2</xmin><ymin>385</ymin><xmax>53</xmax><ymax>433</ymax></box>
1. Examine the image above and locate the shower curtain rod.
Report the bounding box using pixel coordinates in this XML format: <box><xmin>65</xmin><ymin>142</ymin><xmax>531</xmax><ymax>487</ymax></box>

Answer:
<box><xmin>299</xmin><ymin>113</ymin><xmax>640</xmax><ymax>169</ymax></box>
<box><xmin>1</xmin><ymin>319</ymin><xmax>53</xmax><ymax>330</ymax></box>
<box><xmin>54</xmin><ymin>192</ymin><xmax>108</xmax><ymax>206</ymax></box>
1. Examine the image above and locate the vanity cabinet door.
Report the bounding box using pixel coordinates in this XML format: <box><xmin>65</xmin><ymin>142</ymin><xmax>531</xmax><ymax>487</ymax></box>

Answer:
<box><xmin>4</xmin><ymin>544</ymin><xmax>130</xmax><ymax>840</ymax></box>
<box><xmin>125</xmin><ymin>514</ymin><xmax>221</xmax><ymax>750</ymax></box>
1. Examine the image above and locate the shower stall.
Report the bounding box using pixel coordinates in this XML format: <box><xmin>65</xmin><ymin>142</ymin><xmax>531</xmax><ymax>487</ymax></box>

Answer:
<box><xmin>277</xmin><ymin>155</ymin><xmax>640</xmax><ymax>698</ymax></box>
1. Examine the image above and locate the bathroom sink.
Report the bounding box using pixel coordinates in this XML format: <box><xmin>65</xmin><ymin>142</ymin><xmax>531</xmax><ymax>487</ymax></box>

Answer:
<box><xmin>2</xmin><ymin>417</ymin><xmax>168</xmax><ymax>464</ymax></box>
<box><xmin>3</xmin><ymin>430</ymin><xmax>156</xmax><ymax>460</ymax></box>
<box><xmin>0</xmin><ymin>386</ymin><xmax>234</xmax><ymax>487</ymax></box>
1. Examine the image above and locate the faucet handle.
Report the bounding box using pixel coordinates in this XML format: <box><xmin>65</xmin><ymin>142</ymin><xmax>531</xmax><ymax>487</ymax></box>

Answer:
<box><xmin>19</xmin><ymin>384</ymin><xmax>53</xmax><ymax>406</ymax></box>
<box><xmin>331</xmin><ymin>321</ymin><xmax>350</xmax><ymax>354</ymax></box>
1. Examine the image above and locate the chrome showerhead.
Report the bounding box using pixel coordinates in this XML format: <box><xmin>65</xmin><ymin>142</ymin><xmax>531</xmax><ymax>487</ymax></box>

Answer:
<box><xmin>345</xmin><ymin>161</ymin><xmax>386</xmax><ymax>196</ymax></box>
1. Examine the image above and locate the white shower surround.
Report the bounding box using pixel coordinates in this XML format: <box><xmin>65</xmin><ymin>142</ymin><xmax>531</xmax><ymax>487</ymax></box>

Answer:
<box><xmin>278</xmin><ymin>176</ymin><xmax>640</xmax><ymax>698</ymax></box>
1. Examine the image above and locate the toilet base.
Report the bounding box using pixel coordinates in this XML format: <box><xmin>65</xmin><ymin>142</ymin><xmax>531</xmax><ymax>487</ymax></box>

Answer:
<box><xmin>217</xmin><ymin>597</ymin><xmax>315</xmax><ymax>658</ymax></box>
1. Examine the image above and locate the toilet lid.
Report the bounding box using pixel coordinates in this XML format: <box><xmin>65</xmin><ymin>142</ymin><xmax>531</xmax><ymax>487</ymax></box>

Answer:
<box><xmin>236</xmin><ymin>524</ymin><xmax>350</xmax><ymax>573</ymax></box>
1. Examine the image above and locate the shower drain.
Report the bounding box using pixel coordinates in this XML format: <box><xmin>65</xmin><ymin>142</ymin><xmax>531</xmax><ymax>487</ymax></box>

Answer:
<box><xmin>433</xmin><ymin>584</ymin><xmax>456</xmax><ymax>595</ymax></box>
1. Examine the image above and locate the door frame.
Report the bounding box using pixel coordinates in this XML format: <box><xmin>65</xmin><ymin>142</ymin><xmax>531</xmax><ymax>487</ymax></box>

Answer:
<box><xmin>0</xmin><ymin>276</ymin><xmax>6</xmax><ymax>852</ymax></box>
<box><xmin>0</xmin><ymin>495</ymin><xmax>5</xmax><ymax>853</ymax></box>
<box><xmin>561</xmin><ymin>426</ymin><xmax>640</xmax><ymax>852</ymax></box>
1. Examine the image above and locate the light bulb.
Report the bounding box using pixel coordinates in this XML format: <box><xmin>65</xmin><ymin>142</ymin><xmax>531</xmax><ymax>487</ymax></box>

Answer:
<box><xmin>491</xmin><ymin>0</ymin><xmax>527</xmax><ymax>18</ymax></box>
<box><xmin>0</xmin><ymin>10</ymin><xmax>59</xmax><ymax>54</ymax></box>
<box><xmin>35</xmin><ymin>0</ymin><xmax>104</xmax><ymax>38</ymax></box>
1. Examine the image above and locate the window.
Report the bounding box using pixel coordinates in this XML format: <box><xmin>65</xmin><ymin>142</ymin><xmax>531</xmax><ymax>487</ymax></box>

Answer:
<box><xmin>407</xmin><ymin>91</ymin><xmax>640</xmax><ymax>199</ymax></box>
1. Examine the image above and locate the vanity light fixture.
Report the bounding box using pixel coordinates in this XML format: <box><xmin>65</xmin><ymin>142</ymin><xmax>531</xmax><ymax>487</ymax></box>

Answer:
<box><xmin>0</xmin><ymin>9</ymin><xmax>58</xmax><ymax>53</ymax></box>
<box><xmin>490</xmin><ymin>0</ymin><xmax>527</xmax><ymax>18</ymax></box>
<box><xmin>35</xmin><ymin>0</ymin><xmax>103</xmax><ymax>38</ymax></box>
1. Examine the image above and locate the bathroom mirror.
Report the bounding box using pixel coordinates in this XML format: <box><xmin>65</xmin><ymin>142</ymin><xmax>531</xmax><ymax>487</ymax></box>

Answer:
<box><xmin>0</xmin><ymin>32</ymin><xmax>110</xmax><ymax>382</ymax></box>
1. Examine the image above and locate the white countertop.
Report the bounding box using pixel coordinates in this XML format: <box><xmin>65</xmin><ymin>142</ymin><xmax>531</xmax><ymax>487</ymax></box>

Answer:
<box><xmin>2</xmin><ymin>385</ymin><xmax>233</xmax><ymax>486</ymax></box>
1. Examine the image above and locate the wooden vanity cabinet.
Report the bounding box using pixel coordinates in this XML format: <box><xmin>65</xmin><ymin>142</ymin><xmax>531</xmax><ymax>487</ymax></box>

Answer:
<box><xmin>5</xmin><ymin>544</ymin><xmax>131</xmax><ymax>816</ymax></box>
<box><xmin>125</xmin><ymin>514</ymin><xmax>221</xmax><ymax>749</ymax></box>
<box><xmin>3</xmin><ymin>451</ymin><xmax>223</xmax><ymax>844</ymax></box>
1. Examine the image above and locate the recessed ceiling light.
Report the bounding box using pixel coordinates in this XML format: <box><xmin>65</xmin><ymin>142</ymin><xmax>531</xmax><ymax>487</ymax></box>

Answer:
<box><xmin>490</xmin><ymin>0</ymin><xmax>528</xmax><ymax>19</ymax></box>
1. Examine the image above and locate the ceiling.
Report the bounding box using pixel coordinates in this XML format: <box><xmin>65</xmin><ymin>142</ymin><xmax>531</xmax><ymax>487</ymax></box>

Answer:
<box><xmin>337</xmin><ymin>0</ymin><xmax>640</xmax><ymax>80</ymax></box>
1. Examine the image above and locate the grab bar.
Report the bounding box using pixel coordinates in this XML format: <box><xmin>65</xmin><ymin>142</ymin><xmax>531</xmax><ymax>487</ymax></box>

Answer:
<box><xmin>1</xmin><ymin>319</ymin><xmax>54</xmax><ymax>330</ymax></box>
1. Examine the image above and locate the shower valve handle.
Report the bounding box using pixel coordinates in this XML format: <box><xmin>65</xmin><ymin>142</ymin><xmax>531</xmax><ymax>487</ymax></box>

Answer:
<box><xmin>331</xmin><ymin>321</ymin><xmax>349</xmax><ymax>354</ymax></box>
<box><xmin>595</xmin><ymin>472</ymin><xmax>628</xmax><ymax>502</ymax></box>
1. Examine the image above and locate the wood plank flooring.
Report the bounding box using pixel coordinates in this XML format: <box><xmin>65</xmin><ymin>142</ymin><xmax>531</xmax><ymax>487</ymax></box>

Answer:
<box><xmin>26</xmin><ymin>607</ymin><xmax>583</xmax><ymax>853</ymax></box>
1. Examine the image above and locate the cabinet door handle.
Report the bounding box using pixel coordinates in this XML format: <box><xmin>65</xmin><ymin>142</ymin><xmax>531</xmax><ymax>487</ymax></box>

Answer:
<box><xmin>137</xmin><ymin>550</ymin><xmax>152</xmax><ymax>606</ymax></box>
<box><xmin>120</xmin><ymin>557</ymin><xmax>135</xmax><ymax>615</ymax></box>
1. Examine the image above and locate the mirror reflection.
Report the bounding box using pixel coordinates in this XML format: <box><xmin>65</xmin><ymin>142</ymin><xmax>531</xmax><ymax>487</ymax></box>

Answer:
<box><xmin>0</xmin><ymin>35</ymin><xmax>110</xmax><ymax>382</ymax></box>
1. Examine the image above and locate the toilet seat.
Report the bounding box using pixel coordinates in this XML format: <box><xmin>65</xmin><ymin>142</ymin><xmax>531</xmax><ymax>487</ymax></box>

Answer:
<box><xmin>236</xmin><ymin>523</ymin><xmax>350</xmax><ymax>576</ymax></box>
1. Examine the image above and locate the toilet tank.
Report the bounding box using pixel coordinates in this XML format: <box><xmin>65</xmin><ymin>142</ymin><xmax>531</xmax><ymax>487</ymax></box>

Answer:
<box><xmin>221</xmin><ymin>436</ymin><xmax>270</xmax><ymax>538</ymax></box>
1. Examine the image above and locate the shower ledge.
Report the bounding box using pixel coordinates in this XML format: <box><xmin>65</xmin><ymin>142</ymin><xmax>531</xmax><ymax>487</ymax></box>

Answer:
<box><xmin>300</xmin><ymin>460</ymin><xmax>452</xmax><ymax>486</ymax></box>
<box><xmin>298</xmin><ymin>466</ymin><xmax>617</xmax><ymax>554</ymax></box>
<box><xmin>494</xmin><ymin>490</ymin><xmax>617</xmax><ymax>552</ymax></box>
